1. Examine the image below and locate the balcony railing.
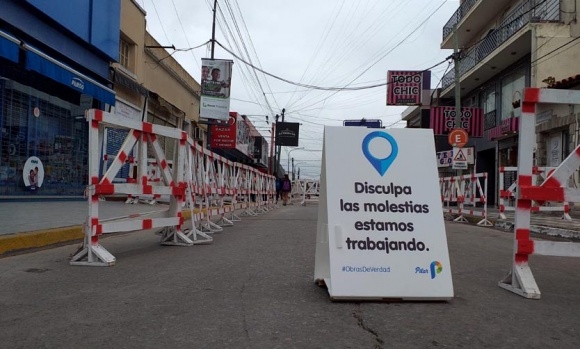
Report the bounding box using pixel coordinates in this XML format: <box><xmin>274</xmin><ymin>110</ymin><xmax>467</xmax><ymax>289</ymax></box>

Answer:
<box><xmin>442</xmin><ymin>0</ymin><xmax>480</xmax><ymax>40</ymax></box>
<box><xmin>442</xmin><ymin>0</ymin><xmax>561</xmax><ymax>91</ymax></box>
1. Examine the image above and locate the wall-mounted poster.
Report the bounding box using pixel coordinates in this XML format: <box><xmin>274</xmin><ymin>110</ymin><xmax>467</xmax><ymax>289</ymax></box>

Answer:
<box><xmin>23</xmin><ymin>156</ymin><xmax>44</xmax><ymax>191</ymax></box>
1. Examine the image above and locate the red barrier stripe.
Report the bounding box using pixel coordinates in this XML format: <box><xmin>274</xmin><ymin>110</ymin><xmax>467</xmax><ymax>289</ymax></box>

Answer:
<box><xmin>522</xmin><ymin>102</ymin><xmax>536</xmax><ymax>114</ymax></box>
<box><xmin>96</xmin><ymin>184</ymin><xmax>115</xmax><ymax>195</ymax></box>
<box><xmin>523</xmin><ymin>87</ymin><xmax>541</xmax><ymax>103</ymax></box>
<box><xmin>519</xmin><ymin>186</ymin><xmax>565</xmax><ymax>202</ymax></box>
<box><xmin>94</xmin><ymin>109</ymin><xmax>103</xmax><ymax>121</ymax></box>
<box><xmin>142</xmin><ymin>219</ymin><xmax>153</xmax><ymax>230</ymax></box>
<box><xmin>143</xmin><ymin>185</ymin><xmax>153</xmax><ymax>194</ymax></box>
<box><xmin>516</xmin><ymin>198</ymin><xmax>532</xmax><ymax>209</ymax></box>
<box><xmin>119</xmin><ymin>151</ymin><xmax>127</xmax><ymax>164</ymax></box>
<box><xmin>518</xmin><ymin>175</ymin><xmax>532</xmax><ymax>186</ymax></box>
<box><xmin>517</xmin><ymin>240</ymin><xmax>534</xmax><ymax>255</ymax></box>
<box><xmin>143</xmin><ymin>122</ymin><xmax>153</xmax><ymax>134</ymax></box>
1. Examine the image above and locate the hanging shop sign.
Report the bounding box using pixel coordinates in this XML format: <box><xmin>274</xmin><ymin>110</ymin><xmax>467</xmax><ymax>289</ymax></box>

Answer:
<box><xmin>275</xmin><ymin>122</ymin><xmax>300</xmax><ymax>146</ymax></box>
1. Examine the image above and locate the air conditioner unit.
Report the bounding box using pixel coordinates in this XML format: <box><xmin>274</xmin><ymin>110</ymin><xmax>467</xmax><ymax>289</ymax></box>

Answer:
<box><xmin>193</xmin><ymin>127</ymin><xmax>203</xmax><ymax>140</ymax></box>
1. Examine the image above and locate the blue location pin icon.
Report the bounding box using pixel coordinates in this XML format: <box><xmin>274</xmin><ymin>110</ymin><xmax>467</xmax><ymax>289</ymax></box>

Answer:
<box><xmin>362</xmin><ymin>131</ymin><xmax>398</xmax><ymax>176</ymax></box>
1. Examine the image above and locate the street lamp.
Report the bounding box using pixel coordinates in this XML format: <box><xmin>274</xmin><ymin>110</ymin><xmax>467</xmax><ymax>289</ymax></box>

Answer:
<box><xmin>287</xmin><ymin>147</ymin><xmax>304</xmax><ymax>174</ymax></box>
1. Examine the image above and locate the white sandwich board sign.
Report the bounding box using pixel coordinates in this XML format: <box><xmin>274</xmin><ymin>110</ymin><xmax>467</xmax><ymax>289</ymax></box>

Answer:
<box><xmin>314</xmin><ymin>126</ymin><xmax>454</xmax><ymax>300</ymax></box>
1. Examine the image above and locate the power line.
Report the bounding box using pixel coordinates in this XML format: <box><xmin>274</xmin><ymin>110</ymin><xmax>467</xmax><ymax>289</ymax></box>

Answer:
<box><xmin>217</xmin><ymin>38</ymin><xmax>450</xmax><ymax>92</ymax></box>
<box><xmin>531</xmin><ymin>36</ymin><xmax>580</xmax><ymax>65</ymax></box>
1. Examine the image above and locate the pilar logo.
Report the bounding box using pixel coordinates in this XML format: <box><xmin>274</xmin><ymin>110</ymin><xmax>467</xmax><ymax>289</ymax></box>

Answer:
<box><xmin>362</xmin><ymin>131</ymin><xmax>398</xmax><ymax>176</ymax></box>
<box><xmin>430</xmin><ymin>261</ymin><xmax>443</xmax><ymax>279</ymax></box>
<box><xmin>71</xmin><ymin>77</ymin><xmax>85</xmax><ymax>91</ymax></box>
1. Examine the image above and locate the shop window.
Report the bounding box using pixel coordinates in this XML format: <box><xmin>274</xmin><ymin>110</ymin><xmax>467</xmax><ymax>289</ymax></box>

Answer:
<box><xmin>0</xmin><ymin>78</ymin><xmax>87</xmax><ymax>196</ymax></box>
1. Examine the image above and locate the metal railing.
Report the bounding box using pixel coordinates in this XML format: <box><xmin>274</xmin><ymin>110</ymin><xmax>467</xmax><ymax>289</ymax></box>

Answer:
<box><xmin>442</xmin><ymin>0</ymin><xmax>561</xmax><ymax>91</ymax></box>
<box><xmin>484</xmin><ymin>110</ymin><xmax>497</xmax><ymax>130</ymax></box>
<box><xmin>443</xmin><ymin>0</ymin><xmax>480</xmax><ymax>40</ymax></box>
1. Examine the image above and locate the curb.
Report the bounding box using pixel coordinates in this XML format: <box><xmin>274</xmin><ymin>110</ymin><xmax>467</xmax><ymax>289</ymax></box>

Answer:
<box><xmin>0</xmin><ymin>209</ymin><xmax>195</xmax><ymax>257</ymax></box>
<box><xmin>0</xmin><ymin>226</ymin><xmax>84</xmax><ymax>256</ymax></box>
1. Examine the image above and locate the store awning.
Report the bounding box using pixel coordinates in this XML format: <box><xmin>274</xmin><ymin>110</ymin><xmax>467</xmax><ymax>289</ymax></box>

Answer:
<box><xmin>0</xmin><ymin>30</ymin><xmax>20</xmax><ymax>63</ymax></box>
<box><xmin>23</xmin><ymin>44</ymin><xmax>115</xmax><ymax>105</ymax></box>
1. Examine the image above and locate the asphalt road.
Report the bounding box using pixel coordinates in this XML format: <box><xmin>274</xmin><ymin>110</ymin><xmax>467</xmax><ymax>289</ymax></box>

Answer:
<box><xmin>1</xmin><ymin>204</ymin><xmax>579</xmax><ymax>349</ymax></box>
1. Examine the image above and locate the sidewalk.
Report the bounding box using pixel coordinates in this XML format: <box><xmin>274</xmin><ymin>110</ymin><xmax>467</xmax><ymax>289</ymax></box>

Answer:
<box><xmin>1</xmin><ymin>204</ymin><xmax>579</xmax><ymax>348</ymax></box>
<box><xmin>0</xmin><ymin>200</ymin><xmax>171</xmax><ymax>254</ymax></box>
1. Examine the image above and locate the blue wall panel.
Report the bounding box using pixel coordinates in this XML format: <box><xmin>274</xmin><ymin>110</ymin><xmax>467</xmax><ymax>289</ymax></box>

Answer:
<box><xmin>26</xmin><ymin>0</ymin><xmax>91</xmax><ymax>42</ymax></box>
<box><xmin>24</xmin><ymin>0</ymin><xmax>120</xmax><ymax>60</ymax></box>
<box><xmin>91</xmin><ymin>0</ymin><xmax>121</xmax><ymax>61</ymax></box>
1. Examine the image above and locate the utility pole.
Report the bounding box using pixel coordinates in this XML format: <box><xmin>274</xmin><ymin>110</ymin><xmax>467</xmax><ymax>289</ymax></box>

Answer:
<box><xmin>205</xmin><ymin>0</ymin><xmax>218</xmax><ymax>150</ymax></box>
<box><xmin>275</xmin><ymin>108</ymin><xmax>285</xmax><ymax>175</ymax></box>
<box><xmin>453</xmin><ymin>24</ymin><xmax>462</xmax><ymax>176</ymax></box>
<box><xmin>273</xmin><ymin>114</ymin><xmax>279</xmax><ymax>175</ymax></box>
<box><xmin>291</xmin><ymin>158</ymin><xmax>294</xmax><ymax>180</ymax></box>
<box><xmin>211</xmin><ymin>0</ymin><xmax>217</xmax><ymax>60</ymax></box>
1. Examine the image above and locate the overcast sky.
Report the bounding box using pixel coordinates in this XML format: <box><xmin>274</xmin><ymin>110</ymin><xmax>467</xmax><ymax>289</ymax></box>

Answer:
<box><xmin>139</xmin><ymin>0</ymin><xmax>459</xmax><ymax>178</ymax></box>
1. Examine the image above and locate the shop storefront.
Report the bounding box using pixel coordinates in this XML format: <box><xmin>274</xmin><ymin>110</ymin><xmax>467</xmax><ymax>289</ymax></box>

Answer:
<box><xmin>0</xmin><ymin>1</ymin><xmax>120</xmax><ymax>198</ymax></box>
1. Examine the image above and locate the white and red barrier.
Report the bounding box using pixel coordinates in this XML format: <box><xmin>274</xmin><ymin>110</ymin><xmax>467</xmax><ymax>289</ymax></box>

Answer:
<box><xmin>499</xmin><ymin>88</ymin><xmax>580</xmax><ymax>299</ymax></box>
<box><xmin>498</xmin><ymin>166</ymin><xmax>571</xmax><ymax>220</ymax></box>
<box><xmin>71</xmin><ymin>109</ymin><xmax>275</xmax><ymax>267</ymax></box>
<box><xmin>439</xmin><ymin>172</ymin><xmax>492</xmax><ymax>226</ymax></box>
<box><xmin>291</xmin><ymin>179</ymin><xmax>320</xmax><ymax>206</ymax></box>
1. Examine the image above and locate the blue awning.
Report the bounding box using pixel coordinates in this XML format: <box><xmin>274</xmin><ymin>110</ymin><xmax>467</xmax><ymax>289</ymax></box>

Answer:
<box><xmin>0</xmin><ymin>30</ymin><xmax>20</xmax><ymax>63</ymax></box>
<box><xmin>24</xmin><ymin>44</ymin><xmax>115</xmax><ymax>105</ymax></box>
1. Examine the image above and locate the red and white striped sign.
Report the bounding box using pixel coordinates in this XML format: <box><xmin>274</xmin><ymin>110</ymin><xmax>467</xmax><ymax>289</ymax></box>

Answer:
<box><xmin>430</xmin><ymin>107</ymin><xmax>484</xmax><ymax>138</ymax></box>
<box><xmin>386</xmin><ymin>71</ymin><xmax>423</xmax><ymax>105</ymax></box>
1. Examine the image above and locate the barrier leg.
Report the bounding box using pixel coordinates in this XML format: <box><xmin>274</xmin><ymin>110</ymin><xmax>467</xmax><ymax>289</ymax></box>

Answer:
<box><xmin>70</xmin><ymin>227</ymin><xmax>116</xmax><ymax>267</ymax></box>
<box><xmin>498</xmin><ymin>264</ymin><xmax>541</xmax><ymax>299</ymax></box>
<box><xmin>160</xmin><ymin>226</ymin><xmax>194</xmax><ymax>246</ymax></box>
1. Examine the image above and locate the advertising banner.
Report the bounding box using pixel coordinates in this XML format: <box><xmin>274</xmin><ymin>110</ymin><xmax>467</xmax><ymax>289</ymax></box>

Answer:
<box><xmin>200</xmin><ymin>58</ymin><xmax>233</xmax><ymax>121</ymax></box>
<box><xmin>275</xmin><ymin>122</ymin><xmax>300</xmax><ymax>146</ymax></box>
<box><xmin>430</xmin><ymin>107</ymin><xmax>484</xmax><ymax>138</ymax></box>
<box><xmin>236</xmin><ymin>114</ymin><xmax>251</xmax><ymax>157</ymax></box>
<box><xmin>387</xmin><ymin>71</ymin><xmax>425</xmax><ymax>106</ymax></box>
<box><xmin>315</xmin><ymin>127</ymin><xmax>453</xmax><ymax>300</ymax></box>
<box><xmin>210</xmin><ymin>112</ymin><xmax>237</xmax><ymax>149</ymax></box>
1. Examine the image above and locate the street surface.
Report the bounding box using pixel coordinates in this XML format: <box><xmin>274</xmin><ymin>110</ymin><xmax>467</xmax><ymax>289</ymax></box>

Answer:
<box><xmin>1</xmin><ymin>204</ymin><xmax>579</xmax><ymax>348</ymax></box>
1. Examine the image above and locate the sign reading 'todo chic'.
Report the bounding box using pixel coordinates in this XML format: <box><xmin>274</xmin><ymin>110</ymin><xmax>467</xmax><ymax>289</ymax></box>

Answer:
<box><xmin>314</xmin><ymin>127</ymin><xmax>454</xmax><ymax>300</ymax></box>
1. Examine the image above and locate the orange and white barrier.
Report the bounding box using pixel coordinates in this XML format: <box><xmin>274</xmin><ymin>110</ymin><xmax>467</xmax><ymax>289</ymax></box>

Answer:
<box><xmin>499</xmin><ymin>88</ymin><xmax>580</xmax><ymax>299</ymax></box>
<box><xmin>71</xmin><ymin>109</ymin><xmax>275</xmax><ymax>267</ymax></box>
<box><xmin>498</xmin><ymin>166</ymin><xmax>571</xmax><ymax>220</ymax></box>
<box><xmin>439</xmin><ymin>172</ymin><xmax>492</xmax><ymax>226</ymax></box>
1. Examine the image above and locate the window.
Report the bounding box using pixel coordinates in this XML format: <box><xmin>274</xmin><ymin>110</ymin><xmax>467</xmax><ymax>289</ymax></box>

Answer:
<box><xmin>500</xmin><ymin>68</ymin><xmax>526</xmax><ymax>120</ymax></box>
<box><xmin>483</xmin><ymin>88</ymin><xmax>496</xmax><ymax>114</ymax></box>
<box><xmin>119</xmin><ymin>38</ymin><xmax>132</xmax><ymax>70</ymax></box>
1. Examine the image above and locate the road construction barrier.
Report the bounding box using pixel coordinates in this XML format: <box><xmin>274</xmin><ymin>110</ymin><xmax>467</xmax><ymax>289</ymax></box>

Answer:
<box><xmin>291</xmin><ymin>179</ymin><xmax>320</xmax><ymax>205</ymax></box>
<box><xmin>439</xmin><ymin>172</ymin><xmax>492</xmax><ymax>226</ymax></box>
<box><xmin>71</xmin><ymin>109</ymin><xmax>275</xmax><ymax>267</ymax></box>
<box><xmin>498</xmin><ymin>166</ymin><xmax>571</xmax><ymax>220</ymax></box>
<box><xmin>499</xmin><ymin>88</ymin><xmax>580</xmax><ymax>299</ymax></box>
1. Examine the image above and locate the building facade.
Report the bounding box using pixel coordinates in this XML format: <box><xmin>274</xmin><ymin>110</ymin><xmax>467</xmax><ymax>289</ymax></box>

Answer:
<box><xmin>435</xmin><ymin>0</ymin><xmax>580</xmax><ymax>205</ymax></box>
<box><xmin>0</xmin><ymin>0</ymin><xmax>120</xmax><ymax>198</ymax></box>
